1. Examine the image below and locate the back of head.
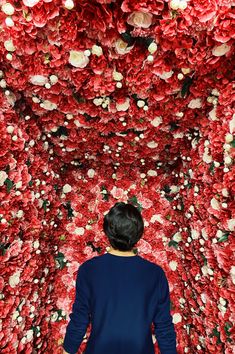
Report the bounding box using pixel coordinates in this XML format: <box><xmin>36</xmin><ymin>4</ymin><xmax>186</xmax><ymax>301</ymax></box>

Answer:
<box><xmin>103</xmin><ymin>202</ymin><xmax>144</xmax><ymax>251</ymax></box>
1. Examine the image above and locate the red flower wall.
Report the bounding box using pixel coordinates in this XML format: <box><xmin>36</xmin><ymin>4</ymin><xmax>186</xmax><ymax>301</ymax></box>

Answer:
<box><xmin>0</xmin><ymin>0</ymin><xmax>234</xmax><ymax>353</ymax></box>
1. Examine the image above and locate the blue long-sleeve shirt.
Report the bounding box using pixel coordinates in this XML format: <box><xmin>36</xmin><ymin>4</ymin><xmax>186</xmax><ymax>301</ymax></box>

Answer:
<box><xmin>63</xmin><ymin>252</ymin><xmax>177</xmax><ymax>354</ymax></box>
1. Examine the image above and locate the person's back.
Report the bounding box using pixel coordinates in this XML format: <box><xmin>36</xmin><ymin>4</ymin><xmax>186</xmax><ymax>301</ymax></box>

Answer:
<box><xmin>63</xmin><ymin>202</ymin><xmax>177</xmax><ymax>354</ymax></box>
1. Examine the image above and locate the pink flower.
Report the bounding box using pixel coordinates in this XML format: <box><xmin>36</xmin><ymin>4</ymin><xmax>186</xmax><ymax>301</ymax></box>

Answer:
<box><xmin>127</xmin><ymin>11</ymin><xmax>153</xmax><ymax>28</ymax></box>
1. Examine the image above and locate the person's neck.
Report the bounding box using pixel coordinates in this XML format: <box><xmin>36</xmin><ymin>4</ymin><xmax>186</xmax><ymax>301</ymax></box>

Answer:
<box><xmin>108</xmin><ymin>247</ymin><xmax>136</xmax><ymax>256</ymax></box>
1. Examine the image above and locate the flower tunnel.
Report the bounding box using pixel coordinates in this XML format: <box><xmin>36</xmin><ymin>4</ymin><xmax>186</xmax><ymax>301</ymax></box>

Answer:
<box><xmin>0</xmin><ymin>0</ymin><xmax>234</xmax><ymax>353</ymax></box>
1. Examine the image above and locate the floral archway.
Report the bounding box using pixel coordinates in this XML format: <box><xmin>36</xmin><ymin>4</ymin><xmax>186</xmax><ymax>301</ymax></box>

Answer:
<box><xmin>0</xmin><ymin>0</ymin><xmax>234</xmax><ymax>353</ymax></box>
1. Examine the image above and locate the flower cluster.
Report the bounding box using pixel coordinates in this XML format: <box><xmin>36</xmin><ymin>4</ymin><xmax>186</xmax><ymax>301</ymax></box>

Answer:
<box><xmin>0</xmin><ymin>0</ymin><xmax>234</xmax><ymax>353</ymax></box>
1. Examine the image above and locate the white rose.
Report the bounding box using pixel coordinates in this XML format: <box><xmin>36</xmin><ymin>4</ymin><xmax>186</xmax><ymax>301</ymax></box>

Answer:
<box><xmin>147</xmin><ymin>170</ymin><xmax>157</xmax><ymax>176</ymax></box>
<box><xmin>30</xmin><ymin>75</ymin><xmax>48</xmax><ymax>86</ymax></box>
<box><xmin>0</xmin><ymin>171</ymin><xmax>8</xmax><ymax>186</ymax></box>
<box><xmin>87</xmin><ymin>169</ymin><xmax>95</xmax><ymax>178</ymax></box>
<box><xmin>41</xmin><ymin>100</ymin><xmax>57</xmax><ymax>110</ymax></box>
<box><xmin>127</xmin><ymin>11</ymin><xmax>153</xmax><ymax>28</ymax></box>
<box><xmin>114</xmin><ymin>39</ymin><xmax>133</xmax><ymax>55</ymax></box>
<box><xmin>148</xmin><ymin>42</ymin><xmax>158</xmax><ymax>54</ymax></box>
<box><xmin>157</xmin><ymin>71</ymin><xmax>174</xmax><ymax>80</ymax></box>
<box><xmin>63</xmin><ymin>184</ymin><xmax>72</xmax><ymax>193</ymax></box>
<box><xmin>170</xmin><ymin>0</ymin><xmax>180</xmax><ymax>10</ymax></box>
<box><xmin>229</xmin><ymin>113</ymin><xmax>235</xmax><ymax>134</ymax></box>
<box><xmin>188</xmin><ymin>98</ymin><xmax>202</xmax><ymax>109</ymax></box>
<box><xmin>9</xmin><ymin>271</ymin><xmax>21</xmax><ymax>288</ymax></box>
<box><xmin>23</xmin><ymin>0</ymin><xmax>40</xmax><ymax>7</ymax></box>
<box><xmin>69</xmin><ymin>50</ymin><xmax>89</xmax><ymax>68</ymax></box>
<box><xmin>64</xmin><ymin>0</ymin><xmax>74</xmax><ymax>9</ymax></box>
<box><xmin>4</xmin><ymin>39</ymin><xmax>15</xmax><ymax>52</ymax></box>
<box><xmin>173</xmin><ymin>313</ymin><xmax>182</xmax><ymax>324</ymax></box>
<box><xmin>91</xmin><ymin>45</ymin><xmax>103</xmax><ymax>56</ymax></box>
<box><xmin>116</xmin><ymin>98</ymin><xmax>130</xmax><ymax>111</ymax></box>
<box><xmin>169</xmin><ymin>261</ymin><xmax>178</xmax><ymax>271</ymax></box>
<box><xmin>74</xmin><ymin>227</ymin><xmax>85</xmax><ymax>236</ymax></box>
<box><xmin>147</xmin><ymin>141</ymin><xmax>158</xmax><ymax>149</ymax></box>
<box><xmin>172</xmin><ymin>232</ymin><xmax>182</xmax><ymax>242</ymax></box>
<box><xmin>212</xmin><ymin>44</ymin><xmax>231</xmax><ymax>57</ymax></box>
<box><xmin>151</xmin><ymin>116</ymin><xmax>162</xmax><ymax>127</ymax></box>
<box><xmin>227</xmin><ymin>219</ymin><xmax>235</xmax><ymax>231</ymax></box>
<box><xmin>1</xmin><ymin>3</ymin><xmax>15</xmax><ymax>15</ymax></box>
<box><xmin>113</xmin><ymin>70</ymin><xmax>123</xmax><ymax>81</ymax></box>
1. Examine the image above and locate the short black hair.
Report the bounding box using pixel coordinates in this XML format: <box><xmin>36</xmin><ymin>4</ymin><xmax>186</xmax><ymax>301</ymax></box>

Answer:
<box><xmin>103</xmin><ymin>202</ymin><xmax>144</xmax><ymax>251</ymax></box>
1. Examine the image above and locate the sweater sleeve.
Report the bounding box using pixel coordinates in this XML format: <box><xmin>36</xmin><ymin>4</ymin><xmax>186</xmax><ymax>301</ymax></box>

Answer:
<box><xmin>152</xmin><ymin>268</ymin><xmax>177</xmax><ymax>354</ymax></box>
<box><xmin>63</xmin><ymin>264</ymin><xmax>91</xmax><ymax>354</ymax></box>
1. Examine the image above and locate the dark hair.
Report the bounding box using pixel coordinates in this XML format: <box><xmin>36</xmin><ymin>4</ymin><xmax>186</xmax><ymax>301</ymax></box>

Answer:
<box><xmin>103</xmin><ymin>202</ymin><xmax>144</xmax><ymax>251</ymax></box>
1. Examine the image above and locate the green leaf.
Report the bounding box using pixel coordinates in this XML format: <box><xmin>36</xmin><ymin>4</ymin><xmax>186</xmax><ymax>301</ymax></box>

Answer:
<box><xmin>165</xmin><ymin>214</ymin><xmax>171</xmax><ymax>220</ymax></box>
<box><xmin>217</xmin><ymin>232</ymin><xmax>229</xmax><ymax>243</ymax></box>
<box><xmin>165</xmin><ymin>195</ymin><xmax>174</xmax><ymax>202</ymax></box>
<box><xmin>26</xmin><ymin>159</ymin><xmax>31</xmax><ymax>166</ymax></box>
<box><xmin>230</xmin><ymin>138</ymin><xmax>235</xmax><ymax>148</ymax></box>
<box><xmin>224</xmin><ymin>322</ymin><xmax>232</xmax><ymax>337</ymax></box>
<box><xmin>181</xmin><ymin>77</ymin><xmax>193</xmax><ymax>98</ymax></box>
<box><xmin>128</xmin><ymin>196</ymin><xmax>143</xmax><ymax>212</ymax></box>
<box><xmin>4</xmin><ymin>178</ymin><xmax>14</xmax><ymax>193</ymax></box>
<box><xmin>42</xmin><ymin>200</ymin><xmax>48</xmax><ymax>211</ymax></box>
<box><xmin>55</xmin><ymin>252</ymin><xmax>67</xmax><ymax>270</ymax></box>
<box><xmin>168</xmin><ymin>240</ymin><xmax>178</xmax><ymax>248</ymax></box>
<box><xmin>28</xmin><ymin>180</ymin><xmax>33</xmax><ymax>187</ymax></box>
<box><xmin>201</xmin><ymin>254</ymin><xmax>207</xmax><ymax>266</ymax></box>
<box><xmin>209</xmin><ymin>161</ymin><xmax>215</xmax><ymax>175</ymax></box>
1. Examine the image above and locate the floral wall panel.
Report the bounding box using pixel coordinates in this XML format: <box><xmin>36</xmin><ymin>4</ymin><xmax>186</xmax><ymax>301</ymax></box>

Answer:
<box><xmin>0</xmin><ymin>0</ymin><xmax>234</xmax><ymax>353</ymax></box>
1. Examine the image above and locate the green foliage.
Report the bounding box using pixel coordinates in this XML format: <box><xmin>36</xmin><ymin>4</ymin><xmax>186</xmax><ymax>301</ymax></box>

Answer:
<box><xmin>4</xmin><ymin>178</ymin><xmax>14</xmax><ymax>193</ymax></box>
<box><xmin>168</xmin><ymin>240</ymin><xmax>178</xmax><ymax>249</ymax></box>
<box><xmin>55</xmin><ymin>252</ymin><xmax>68</xmax><ymax>270</ymax></box>
<box><xmin>128</xmin><ymin>195</ymin><xmax>143</xmax><ymax>212</ymax></box>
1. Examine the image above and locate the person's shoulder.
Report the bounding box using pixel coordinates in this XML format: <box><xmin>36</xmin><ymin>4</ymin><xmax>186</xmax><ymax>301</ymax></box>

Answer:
<box><xmin>79</xmin><ymin>253</ymin><xmax>107</xmax><ymax>269</ymax></box>
<box><xmin>138</xmin><ymin>255</ymin><xmax>165</xmax><ymax>275</ymax></box>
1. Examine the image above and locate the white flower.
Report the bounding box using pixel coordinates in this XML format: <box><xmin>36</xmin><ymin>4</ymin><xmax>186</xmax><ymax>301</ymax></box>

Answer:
<box><xmin>147</xmin><ymin>141</ymin><xmax>158</xmax><ymax>148</ymax></box>
<box><xmin>172</xmin><ymin>232</ymin><xmax>182</xmax><ymax>242</ymax></box>
<box><xmin>113</xmin><ymin>70</ymin><xmax>123</xmax><ymax>81</ymax></box>
<box><xmin>69</xmin><ymin>50</ymin><xmax>89</xmax><ymax>68</ymax></box>
<box><xmin>229</xmin><ymin>113</ymin><xmax>235</xmax><ymax>134</ymax></box>
<box><xmin>6</xmin><ymin>125</ymin><xmax>14</xmax><ymax>134</ymax></box>
<box><xmin>74</xmin><ymin>227</ymin><xmax>85</xmax><ymax>236</ymax></box>
<box><xmin>1</xmin><ymin>3</ymin><xmax>15</xmax><ymax>15</ymax></box>
<box><xmin>64</xmin><ymin>0</ymin><xmax>74</xmax><ymax>10</ymax></box>
<box><xmin>116</xmin><ymin>98</ymin><xmax>130</xmax><ymax>111</ymax></box>
<box><xmin>148</xmin><ymin>42</ymin><xmax>158</xmax><ymax>54</ymax></box>
<box><xmin>63</xmin><ymin>184</ymin><xmax>72</xmax><ymax>193</ymax></box>
<box><xmin>151</xmin><ymin>116</ymin><xmax>162</xmax><ymax>127</ymax></box>
<box><xmin>26</xmin><ymin>329</ymin><xmax>34</xmax><ymax>341</ymax></box>
<box><xmin>212</xmin><ymin>44</ymin><xmax>231</xmax><ymax>57</ymax></box>
<box><xmin>30</xmin><ymin>75</ymin><xmax>48</xmax><ymax>86</ymax></box>
<box><xmin>127</xmin><ymin>11</ymin><xmax>153</xmax><ymax>28</ymax></box>
<box><xmin>4</xmin><ymin>39</ymin><xmax>15</xmax><ymax>52</ymax></box>
<box><xmin>33</xmin><ymin>240</ymin><xmax>40</xmax><ymax>249</ymax></box>
<box><xmin>91</xmin><ymin>45</ymin><xmax>103</xmax><ymax>56</ymax></box>
<box><xmin>230</xmin><ymin>266</ymin><xmax>235</xmax><ymax>285</ymax></box>
<box><xmin>188</xmin><ymin>98</ymin><xmax>202</xmax><ymax>109</ymax></box>
<box><xmin>227</xmin><ymin>219</ymin><xmax>235</xmax><ymax>231</ymax></box>
<box><xmin>0</xmin><ymin>171</ymin><xmax>8</xmax><ymax>186</ymax></box>
<box><xmin>147</xmin><ymin>170</ymin><xmax>157</xmax><ymax>176</ymax></box>
<box><xmin>173</xmin><ymin>313</ymin><xmax>182</xmax><ymax>324</ymax></box>
<box><xmin>87</xmin><ymin>169</ymin><xmax>95</xmax><ymax>178</ymax></box>
<box><xmin>150</xmin><ymin>214</ymin><xmax>164</xmax><ymax>224</ymax></box>
<box><xmin>156</xmin><ymin>71</ymin><xmax>174</xmax><ymax>80</ymax></box>
<box><xmin>169</xmin><ymin>261</ymin><xmax>178</xmax><ymax>271</ymax></box>
<box><xmin>209</xmin><ymin>107</ymin><xmax>218</xmax><ymax>121</ymax></box>
<box><xmin>22</xmin><ymin>0</ymin><xmax>40</xmax><ymax>7</ymax></box>
<box><xmin>114</xmin><ymin>39</ymin><xmax>133</xmax><ymax>55</ymax></box>
<box><xmin>210</xmin><ymin>198</ymin><xmax>220</xmax><ymax>210</ymax></box>
<box><xmin>41</xmin><ymin>100</ymin><xmax>57</xmax><ymax>110</ymax></box>
<box><xmin>202</xmin><ymin>148</ymin><xmax>212</xmax><ymax>163</ymax></box>
<box><xmin>9</xmin><ymin>271</ymin><xmax>21</xmax><ymax>288</ymax></box>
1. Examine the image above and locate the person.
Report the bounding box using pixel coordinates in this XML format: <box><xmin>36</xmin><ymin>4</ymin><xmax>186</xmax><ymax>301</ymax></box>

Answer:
<box><xmin>63</xmin><ymin>202</ymin><xmax>177</xmax><ymax>354</ymax></box>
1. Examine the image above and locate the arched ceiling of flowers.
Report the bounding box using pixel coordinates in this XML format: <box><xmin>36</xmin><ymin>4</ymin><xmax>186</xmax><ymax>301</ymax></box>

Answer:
<box><xmin>1</xmin><ymin>0</ymin><xmax>234</xmax><ymax>174</ymax></box>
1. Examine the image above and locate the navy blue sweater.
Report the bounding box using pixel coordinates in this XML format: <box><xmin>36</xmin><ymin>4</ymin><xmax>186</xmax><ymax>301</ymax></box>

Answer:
<box><xmin>63</xmin><ymin>252</ymin><xmax>177</xmax><ymax>354</ymax></box>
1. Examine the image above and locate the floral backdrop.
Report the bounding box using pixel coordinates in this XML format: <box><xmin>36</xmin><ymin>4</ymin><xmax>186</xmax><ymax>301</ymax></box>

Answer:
<box><xmin>0</xmin><ymin>0</ymin><xmax>235</xmax><ymax>353</ymax></box>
